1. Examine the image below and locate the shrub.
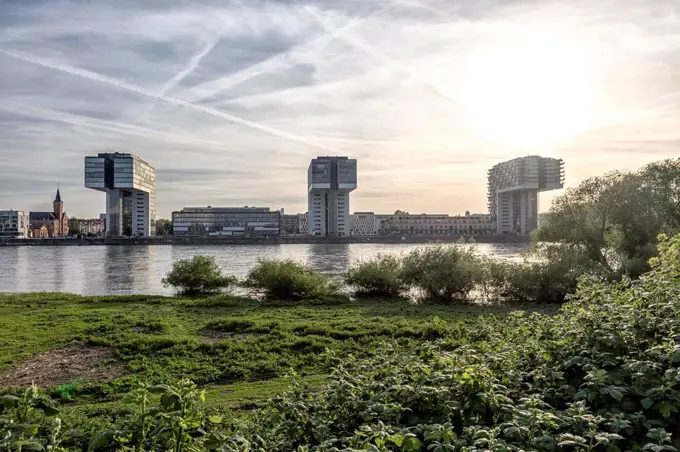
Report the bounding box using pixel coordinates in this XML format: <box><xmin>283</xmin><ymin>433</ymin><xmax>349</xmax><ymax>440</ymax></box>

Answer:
<box><xmin>481</xmin><ymin>247</ymin><xmax>611</xmax><ymax>303</ymax></box>
<box><xmin>344</xmin><ymin>254</ymin><xmax>407</xmax><ymax>297</ymax></box>
<box><xmin>244</xmin><ymin>259</ymin><xmax>339</xmax><ymax>301</ymax></box>
<box><xmin>400</xmin><ymin>245</ymin><xmax>483</xmax><ymax>302</ymax></box>
<box><xmin>161</xmin><ymin>255</ymin><xmax>236</xmax><ymax>296</ymax></box>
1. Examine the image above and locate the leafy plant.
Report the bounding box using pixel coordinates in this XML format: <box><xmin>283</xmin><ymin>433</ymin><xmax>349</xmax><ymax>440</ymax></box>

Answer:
<box><xmin>161</xmin><ymin>255</ymin><xmax>237</xmax><ymax>296</ymax></box>
<box><xmin>400</xmin><ymin>245</ymin><xmax>483</xmax><ymax>302</ymax></box>
<box><xmin>244</xmin><ymin>259</ymin><xmax>340</xmax><ymax>301</ymax></box>
<box><xmin>0</xmin><ymin>384</ymin><xmax>63</xmax><ymax>451</ymax></box>
<box><xmin>344</xmin><ymin>254</ymin><xmax>407</xmax><ymax>297</ymax></box>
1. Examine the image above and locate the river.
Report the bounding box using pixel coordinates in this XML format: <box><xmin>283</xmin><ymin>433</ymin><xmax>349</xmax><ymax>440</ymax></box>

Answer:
<box><xmin>0</xmin><ymin>243</ymin><xmax>529</xmax><ymax>295</ymax></box>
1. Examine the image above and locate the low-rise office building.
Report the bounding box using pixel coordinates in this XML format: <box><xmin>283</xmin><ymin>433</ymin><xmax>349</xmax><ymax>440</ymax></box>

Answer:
<box><xmin>0</xmin><ymin>210</ymin><xmax>30</xmax><ymax>238</ymax></box>
<box><xmin>172</xmin><ymin>207</ymin><xmax>280</xmax><ymax>237</ymax></box>
<box><xmin>379</xmin><ymin>211</ymin><xmax>495</xmax><ymax>235</ymax></box>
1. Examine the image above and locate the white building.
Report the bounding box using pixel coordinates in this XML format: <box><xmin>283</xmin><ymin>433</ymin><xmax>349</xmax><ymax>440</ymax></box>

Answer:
<box><xmin>84</xmin><ymin>152</ymin><xmax>156</xmax><ymax>237</ymax></box>
<box><xmin>75</xmin><ymin>219</ymin><xmax>105</xmax><ymax>236</ymax></box>
<box><xmin>350</xmin><ymin>212</ymin><xmax>381</xmax><ymax>236</ymax></box>
<box><xmin>307</xmin><ymin>156</ymin><xmax>357</xmax><ymax>236</ymax></box>
<box><xmin>487</xmin><ymin>156</ymin><xmax>564</xmax><ymax>235</ymax></box>
<box><xmin>0</xmin><ymin>210</ymin><xmax>29</xmax><ymax>238</ymax></box>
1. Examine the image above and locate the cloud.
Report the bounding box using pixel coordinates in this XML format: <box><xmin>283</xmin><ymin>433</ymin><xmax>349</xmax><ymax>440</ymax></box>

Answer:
<box><xmin>1</xmin><ymin>0</ymin><xmax>679</xmax><ymax>218</ymax></box>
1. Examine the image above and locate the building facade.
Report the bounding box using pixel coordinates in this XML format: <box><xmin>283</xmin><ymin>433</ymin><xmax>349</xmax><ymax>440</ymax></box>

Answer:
<box><xmin>299</xmin><ymin>212</ymin><xmax>308</xmax><ymax>235</ymax></box>
<box><xmin>84</xmin><ymin>152</ymin><xmax>156</xmax><ymax>237</ymax></box>
<box><xmin>379</xmin><ymin>211</ymin><xmax>495</xmax><ymax>236</ymax></box>
<box><xmin>29</xmin><ymin>189</ymin><xmax>69</xmax><ymax>237</ymax></box>
<box><xmin>308</xmin><ymin>156</ymin><xmax>357</xmax><ymax>236</ymax></box>
<box><xmin>280</xmin><ymin>214</ymin><xmax>302</xmax><ymax>235</ymax></box>
<box><xmin>74</xmin><ymin>219</ymin><xmax>106</xmax><ymax>236</ymax></box>
<box><xmin>0</xmin><ymin>210</ymin><xmax>30</xmax><ymax>238</ymax></box>
<box><xmin>350</xmin><ymin>212</ymin><xmax>381</xmax><ymax>236</ymax></box>
<box><xmin>487</xmin><ymin>156</ymin><xmax>564</xmax><ymax>235</ymax></box>
<box><xmin>30</xmin><ymin>225</ymin><xmax>49</xmax><ymax>238</ymax></box>
<box><xmin>172</xmin><ymin>207</ymin><xmax>280</xmax><ymax>237</ymax></box>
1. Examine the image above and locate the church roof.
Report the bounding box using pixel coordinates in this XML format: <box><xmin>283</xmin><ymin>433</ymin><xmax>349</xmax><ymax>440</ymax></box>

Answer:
<box><xmin>30</xmin><ymin>212</ymin><xmax>56</xmax><ymax>220</ymax></box>
<box><xmin>55</xmin><ymin>188</ymin><xmax>62</xmax><ymax>202</ymax></box>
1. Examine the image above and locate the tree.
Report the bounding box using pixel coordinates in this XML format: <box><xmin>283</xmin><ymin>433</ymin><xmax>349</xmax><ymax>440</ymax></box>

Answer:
<box><xmin>156</xmin><ymin>219</ymin><xmax>173</xmax><ymax>236</ymax></box>
<box><xmin>533</xmin><ymin>158</ymin><xmax>680</xmax><ymax>277</ymax></box>
<box><xmin>68</xmin><ymin>217</ymin><xmax>80</xmax><ymax>236</ymax></box>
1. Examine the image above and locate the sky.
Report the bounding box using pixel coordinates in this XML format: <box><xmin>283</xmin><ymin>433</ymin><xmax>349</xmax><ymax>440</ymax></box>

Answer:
<box><xmin>0</xmin><ymin>0</ymin><xmax>679</xmax><ymax>219</ymax></box>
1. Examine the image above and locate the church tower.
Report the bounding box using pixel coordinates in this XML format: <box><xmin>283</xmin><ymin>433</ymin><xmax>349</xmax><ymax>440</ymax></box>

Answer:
<box><xmin>53</xmin><ymin>187</ymin><xmax>64</xmax><ymax>235</ymax></box>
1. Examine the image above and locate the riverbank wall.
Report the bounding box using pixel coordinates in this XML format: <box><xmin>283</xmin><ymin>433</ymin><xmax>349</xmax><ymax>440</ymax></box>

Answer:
<box><xmin>0</xmin><ymin>235</ymin><xmax>530</xmax><ymax>247</ymax></box>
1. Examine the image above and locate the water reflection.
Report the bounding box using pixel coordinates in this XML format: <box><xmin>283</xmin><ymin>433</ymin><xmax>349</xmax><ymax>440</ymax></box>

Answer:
<box><xmin>306</xmin><ymin>244</ymin><xmax>351</xmax><ymax>274</ymax></box>
<box><xmin>0</xmin><ymin>242</ymin><xmax>529</xmax><ymax>296</ymax></box>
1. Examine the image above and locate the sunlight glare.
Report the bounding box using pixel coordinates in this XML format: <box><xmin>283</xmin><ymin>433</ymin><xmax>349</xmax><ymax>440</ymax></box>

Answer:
<box><xmin>456</xmin><ymin>27</ymin><xmax>596</xmax><ymax>149</ymax></box>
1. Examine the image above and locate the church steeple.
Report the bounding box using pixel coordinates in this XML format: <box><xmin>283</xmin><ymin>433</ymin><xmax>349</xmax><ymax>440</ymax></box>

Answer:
<box><xmin>53</xmin><ymin>185</ymin><xmax>63</xmax><ymax>220</ymax></box>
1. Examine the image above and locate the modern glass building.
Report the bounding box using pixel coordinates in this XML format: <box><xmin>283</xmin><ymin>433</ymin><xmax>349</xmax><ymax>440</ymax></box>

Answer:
<box><xmin>172</xmin><ymin>207</ymin><xmax>280</xmax><ymax>237</ymax></box>
<box><xmin>307</xmin><ymin>156</ymin><xmax>357</xmax><ymax>236</ymax></box>
<box><xmin>84</xmin><ymin>152</ymin><xmax>156</xmax><ymax>237</ymax></box>
<box><xmin>487</xmin><ymin>156</ymin><xmax>564</xmax><ymax>235</ymax></box>
<box><xmin>0</xmin><ymin>210</ymin><xmax>29</xmax><ymax>238</ymax></box>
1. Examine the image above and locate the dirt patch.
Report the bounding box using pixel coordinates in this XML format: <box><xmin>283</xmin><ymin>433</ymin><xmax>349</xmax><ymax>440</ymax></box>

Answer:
<box><xmin>0</xmin><ymin>344</ymin><xmax>126</xmax><ymax>388</ymax></box>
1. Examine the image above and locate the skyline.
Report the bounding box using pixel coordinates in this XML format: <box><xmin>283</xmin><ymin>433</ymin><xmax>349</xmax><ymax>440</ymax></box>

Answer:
<box><xmin>1</xmin><ymin>0</ymin><xmax>679</xmax><ymax>218</ymax></box>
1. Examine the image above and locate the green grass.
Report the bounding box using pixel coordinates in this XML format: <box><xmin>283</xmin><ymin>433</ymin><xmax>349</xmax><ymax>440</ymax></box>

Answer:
<box><xmin>0</xmin><ymin>292</ymin><xmax>557</xmax><ymax>448</ymax></box>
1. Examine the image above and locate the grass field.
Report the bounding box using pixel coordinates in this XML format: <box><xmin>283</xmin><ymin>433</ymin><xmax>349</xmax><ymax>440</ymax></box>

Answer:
<box><xmin>0</xmin><ymin>292</ymin><xmax>557</xmax><ymax>448</ymax></box>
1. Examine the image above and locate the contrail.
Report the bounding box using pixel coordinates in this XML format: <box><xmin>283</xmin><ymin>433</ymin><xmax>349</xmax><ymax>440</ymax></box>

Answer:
<box><xmin>179</xmin><ymin>3</ymin><xmax>399</xmax><ymax>104</ymax></box>
<box><xmin>0</xmin><ymin>101</ymin><xmax>255</xmax><ymax>160</ymax></box>
<box><xmin>0</xmin><ymin>48</ymin><xmax>339</xmax><ymax>152</ymax></box>
<box><xmin>142</xmin><ymin>33</ymin><xmax>221</xmax><ymax>120</ymax></box>
<box><xmin>303</xmin><ymin>6</ymin><xmax>463</xmax><ymax>109</ymax></box>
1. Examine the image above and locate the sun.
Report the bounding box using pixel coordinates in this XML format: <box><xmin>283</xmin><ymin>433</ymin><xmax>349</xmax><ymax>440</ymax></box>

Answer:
<box><xmin>455</xmin><ymin>27</ymin><xmax>597</xmax><ymax>148</ymax></box>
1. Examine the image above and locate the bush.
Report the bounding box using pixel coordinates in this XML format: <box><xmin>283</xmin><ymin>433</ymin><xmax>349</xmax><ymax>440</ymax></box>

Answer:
<box><xmin>481</xmin><ymin>247</ymin><xmax>611</xmax><ymax>303</ymax></box>
<box><xmin>161</xmin><ymin>255</ymin><xmax>236</xmax><ymax>296</ymax></box>
<box><xmin>401</xmin><ymin>245</ymin><xmax>482</xmax><ymax>302</ymax></box>
<box><xmin>344</xmin><ymin>254</ymin><xmax>406</xmax><ymax>297</ymax></box>
<box><xmin>244</xmin><ymin>259</ymin><xmax>339</xmax><ymax>301</ymax></box>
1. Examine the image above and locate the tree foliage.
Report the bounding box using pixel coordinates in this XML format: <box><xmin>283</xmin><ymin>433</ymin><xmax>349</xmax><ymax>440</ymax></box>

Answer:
<box><xmin>155</xmin><ymin>219</ymin><xmax>173</xmax><ymax>236</ymax></box>
<box><xmin>534</xmin><ymin>158</ymin><xmax>680</xmax><ymax>277</ymax></box>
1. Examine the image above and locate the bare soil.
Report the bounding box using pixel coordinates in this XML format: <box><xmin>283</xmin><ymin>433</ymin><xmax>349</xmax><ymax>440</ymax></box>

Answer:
<box><xmin>0</xmin><ymin>344</ymin><xmax>126</xmax><ymax>388</ymax></box>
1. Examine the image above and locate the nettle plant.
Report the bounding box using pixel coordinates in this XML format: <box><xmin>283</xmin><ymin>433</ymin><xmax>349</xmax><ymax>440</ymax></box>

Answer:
<box><xmin>226</xmin><ymin>233</ymin><xmax>680</xmax><ymax>451</ymax></box>
<box><xmin>0</xmin><ymin>384</ymin><xmax>64</xmax><ymax>452</ymax></box>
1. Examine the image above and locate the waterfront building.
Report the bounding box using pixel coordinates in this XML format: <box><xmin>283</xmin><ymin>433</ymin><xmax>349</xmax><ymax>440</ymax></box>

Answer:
<box><xmin>379</xmin><ymin>211</ymin><xmax>495</xmax><ymax>235</ymax></box>
<box><xmin>487</xmin><ymin>156</ymin><xmax>564</xmax><ymax>235</ymax></box>
<box><xmin>0</xmin><ymin>210</ymin><xmax>30</xmax><ymax>238</ymax></box>
<box><xmin>280</xmin><ymin>214</ymin><xmax>300</xmax><ymax>235</ymax></box>
<box><xmin>281</xmin><ymin>213</ymin><xmax>308</xmax><ymax>235</ymax></box>
<box><xmin>74</xmin><ymin>219</ymin><xmax>106</xmax><ymax>236</ymax></box>
<box><xmin>30</xmin><ymin>225</ymin><xmax>49</xmax><ymax>238</ymax></box>
<box><xmin>308</xmin><ymin>156</ymin><xmax>357</xmax><ymax>236</ymax></box>
<box><xmin>29</xmin><ymin>189</ymin><xmax>69</xmax><ymax>237</ymax></box>
<box><xmin>84</xmin><ymin>152</ymin><xmax>156</xmax><ymax>237</ymax></box>
<box><xmin>350</xmin><ymin>212</ymin><xmax>381</xmax><ymax>236</ymax></box>
<box><xmin>172</xmin><ymin>206</ymin><xmax>280</xmax><ymax>237</ymax></box>
<box><xmin>299</xmin><ymin>212</ymin><xmax>308</xmax><ymax>235</ymax></box>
